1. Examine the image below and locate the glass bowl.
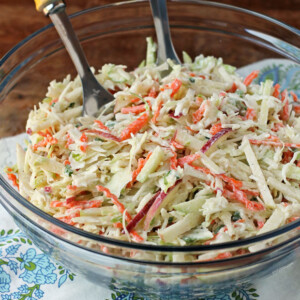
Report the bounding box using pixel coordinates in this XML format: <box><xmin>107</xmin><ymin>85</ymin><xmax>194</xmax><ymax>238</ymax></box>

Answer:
<box><xmin>1</xmin><ymin>0</ymin><xmax>300</xmax><ymax>298</ymax></box>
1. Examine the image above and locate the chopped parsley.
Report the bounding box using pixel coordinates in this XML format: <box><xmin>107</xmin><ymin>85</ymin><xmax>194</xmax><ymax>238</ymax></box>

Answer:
<box><xmin>65</xmin><ymin>165</ymin><xmax>73</xmax><ymax>177</ymax></box>
<box><xmin>231</xmin><ymin>211</ymin><xmax>241</xmax><ymax>222</ymax></box>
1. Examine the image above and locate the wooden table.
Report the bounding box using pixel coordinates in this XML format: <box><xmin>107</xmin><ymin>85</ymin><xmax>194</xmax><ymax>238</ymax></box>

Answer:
<box><xmin>0</xmin><ymin>0</ymin><xmax>299</xmax><ymax>58</ymax></box>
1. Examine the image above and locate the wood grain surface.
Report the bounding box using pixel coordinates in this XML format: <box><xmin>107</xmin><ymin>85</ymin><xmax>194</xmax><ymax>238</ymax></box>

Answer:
<box><xmin>0</xmin><ymin>0</ymin><xmax>299</xmax><ymax>58</ymax></box>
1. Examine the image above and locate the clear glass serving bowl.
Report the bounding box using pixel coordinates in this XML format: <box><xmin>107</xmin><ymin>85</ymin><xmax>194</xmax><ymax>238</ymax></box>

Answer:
<box><xmin>1</xmin><ymin>0</ymin><xmax>300</xmax><ymax>298</ymax></box>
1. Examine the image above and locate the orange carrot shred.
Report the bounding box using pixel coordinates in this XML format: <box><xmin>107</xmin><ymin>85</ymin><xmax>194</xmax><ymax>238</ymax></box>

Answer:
<box><xmin>151</xmin><ymin>101</ymin><xmax>163</xmax><ymax>124</ymax></box>
<box><xmin>178</xmin><ymin>153</ymin><xmax>202</xmax><ymax>167</ymax></box>
<box><xmin>80</xmin><ymin>144</ymin><xmax>87</xmax><ymax>152</ymax></box>
<box><xmin>290</xmin><ymin>91</ymin><xmax>298</xmax><ymax>102</ymax></box>
<box><xmin>96</xmin><ymin>185</ymin><xmax>132</xmax><ymax>222</ymax></box>
<box><xmin>272</xmin><ymin>83</ymin><xmax>280</xmax><ymax>98</ymax></box>
<box><xmin>209</xmin><ymin>122</ymin><xmax>222</xmax><ymax>135</ymax></box>
<box><xmin>127</xmin><ymin>152</ymin><xmax>152</xmax><ymax>188</ymax></box>
<box><xmin>280</xmin><ymin>89</ymin><xmax>289</xmax><ymax>121</ymax></box>
<box><xmin>294</xmin><ymin>106</ymin><xmax>300</xmax><ymax>114</ymax></box>
<box><xmin>130</xmin><ymin>230</ymin><xmax>144</xmax><ymax>242</ymax></box>
<box><xmin>148</xmin><ymin>87</ymin><xmax>157</xmax><ymax>98</ymax></box>
<box><xmin>120</xmin><ymin>112</ymin><xmax>149</xmax><ymax>141</ymax></box>
<box><xmin>245</xmin><ymin>108</ymin><xmax>256</xmax><ymax>120</ymax></box>
<box><xmin>192</xmin><ymin>101</ymin><xmax>207</xmax><ymax>124</ymax></box>
<box><xmin>170</xmin><ymin>79</ymin><xmax>182</xmax><ymax>97</ymax></box>
<box><xmin>130</xmin><ymin>97</ymin><xmax>141</xmax><ymax>103</ymax></box>
<box><xmin>64</xmin><ymin>160</ymin><xmax>70</xmax><ymax>166</ymax></box>
<box><xmin>170</xmin><ymin>149</ymin><xmax>178</xmax><ymax>170</ymax></box>
<box><xmin>80</xmin><ymin>132</ymin><xmax>88</xmax><ymax>143</ymax></box>
<box><xmin>94</xmin><ymin>120</ymin><xmax>110</xmax><ymax>131</ymax></box>
<box><xmin>227</xmin><ymin>82</ymin><xmax>238</xmax><ymax>93</ymax></box>
<box><xmin>243</xmin><ymin>70</ymin><xmax>259</xmax><ymax>86</ymax></box>
<box><xmin>121</xmin><ymin>105</ymin><xmax>146</xmax><ymax>115</ymax></box>
<box><xmin>7</xmin><ymin>173</ymin><xmax>19</xmax><ymax>189</ymax></box>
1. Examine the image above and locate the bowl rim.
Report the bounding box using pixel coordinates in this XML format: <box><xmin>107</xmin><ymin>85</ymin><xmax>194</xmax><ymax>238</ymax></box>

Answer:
<box><xmin>1</xmin><ymin>0</ymin><xmax>300</xmax><ymax>261</ymax></box>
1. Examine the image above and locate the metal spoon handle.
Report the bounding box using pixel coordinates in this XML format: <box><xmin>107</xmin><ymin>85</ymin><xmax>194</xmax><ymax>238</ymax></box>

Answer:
<box><xmin>150</xmin><ymin>0</ymin><xmax>180</xmax><ymax>65</ymax></box>
<box><xmin>49</xmin><ymin>8</ymin><xmax>92</xmax><ymax>79</ymax></box>
<box><xmin>33</xmin><ymin>0</ymin><xmax>114</xmax><ymax>116</ymax></box>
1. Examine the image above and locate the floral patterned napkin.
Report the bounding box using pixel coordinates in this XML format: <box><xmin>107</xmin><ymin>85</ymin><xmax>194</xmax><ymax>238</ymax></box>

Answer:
<box><xmin>0</xmin><ymin>59</ymin><xmax>300</xmax><ymax>300</ymax></box>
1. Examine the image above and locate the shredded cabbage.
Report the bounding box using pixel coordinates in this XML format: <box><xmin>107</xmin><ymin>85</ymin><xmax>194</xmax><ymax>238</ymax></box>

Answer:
<box><xmin>7</xmin><ymin>38</ymin><xmax>300</xmax><ymax>262</ymax></box>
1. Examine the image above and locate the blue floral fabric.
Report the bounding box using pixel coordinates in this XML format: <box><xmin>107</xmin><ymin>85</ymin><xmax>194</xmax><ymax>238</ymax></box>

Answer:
<box><xmin>0</xmin><ymin>229</ymin><xmax>74</xmax><ymax>300</ymax></box>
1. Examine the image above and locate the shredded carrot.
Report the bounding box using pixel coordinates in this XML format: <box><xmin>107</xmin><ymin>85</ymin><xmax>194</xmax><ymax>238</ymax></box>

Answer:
<box><xmin>51</xmin><ymin>199</ymin><xmax>102</xmax><ymax>210</ymax></box>
<box><xmin>294</xmin><ymin>106</ymin><xmax>300</xmax><ymax>114</ymax></box>
<box><xmin>170</xmin><ymin>149</ymin><xmax>178</xmax><ymax>170</ymax></box>
<box><xmin>120</xmin><ymin>112</ymin><xmax>149</xmax><ymax>141</ymax></box>
<box><xmin>257</xmin><ymin>221</ymin><xmax>265</xmax><ymax>229</ymax></box>
<box><xmin>196</xmin><ymin>96</ymin><xmax>203</xmax><ymax>105</ymax></box>
<box><xmin>227</xmin><ymin>82</ymin><xmax>237</xmax><ymax>93</ymax></box>
<box><xmin>185</xmin><ymin>126</ymin><xmax>198</xmax><ymax>134</ymax></box>
<box><xmin>209</xmin><ymin>122</ymin><xmax>222</xmax><ymax>135</ymax></box>
<box><xmin>57</xmin><ymin>216</ymin><xmax>76</xmax><ymax>226</ymax></box>
<box><xmin>65</xmin><ymin>134</ymin><xmax>74</xmax><ymax>149</ymax></box>
<box><xmin>7</xmin><ymin>173</ymin><xmax>19</xmax><ymax>189</ymax></box>
<box><xmin>6</xmin><ymin>168</ymin><xmax>12</xmax><ymax>172</ymax></box>
<box><xmin>67</xmin><ymin>185</ymin><xmax>77</xmax><ymax>190</ymax></box>
<box><xmin>94</xmin><ymin>120</ymin><xmax>110</xmax><ymax>131</ymax></box>
<box><xmin>151</xmin><ymin>101</ymin><xmax>163</xmax><ymax>124</ymax></box>
<box><xmin>170</xmin><ymin>79</ymin><xmax>182</xmax><ymax>97</ymax></box>
<box><xmin>80</xmin><ymin>144</ymin><xmax>87</xmax><ymax>152</ymax></box>
<box><xmin>272</xmin><ymin>83</ymin><xmax>280</xmax><ymax>98</ymax></box>
<box><xmin>192</xmin><ymin>101</ymin><xmax>207</xmax><ymax>123</ymax></box>
<box><xmin>49</xmin><ymin>98</ymin><xmax>58</xmax><ymax>106</ymax></box>
<box><xmin>148</xmin><ymin>87</ymin><xmax>157</xmax><ymax>98</ymax></box>
<box><xmin>80</xmin><ymin>132</ymin><xmax>88</xmax><ymax>143</ymax></box>
<box><xmin>208</xmin><ymin>252</ymin><xmax>233</xmax><ymax>261</ymax></box>
<box><xmin>190</xmin><ymin>73</ymin><xmax>196</xmax><ymax>77</ymax></box>
<box><xmin>130</xmin><ymin>230</ymin><xmax>144</xmax><ymax>242</ymax></box>
<box><xmin>130</xmin><ymin>97</ymin><xmax>141</xmax><ymax>103</ymax></box>
<box><xmin>64</xmin><ymin>160</ymin><xmax>70</xmax><ymax>166</ymax></box>
<box><xmin>189</xmin><ymin>164</ymin><xmax>244</xmax><ymax>189</ymax></box>
<box><xmin>272</xmin><ymin>122</ymin><xmax>284</xmax><ymax>132</ymax></box>
<box><xmin>113</xmin><ymin>222</ymin><xmax>123</xmax><ymax>229</ymax></box>
<box><xmin>290</xmin><ymin>91</ymin><xmax>298</xmax><ymax>102</ymax></box>
<box><xmin>171</xmin><ymin>140</ymin><xmax>184</xmax><ymax>150</ymax></box>
<box><xmin>282</xmin><ymin>150</ymin><xmax>294</xmax><ymax>164</ymax></box>
<box><xmin>223</xmin><ymin>186</ymin><xmax>264</xmax><ymax>211</ymax></box>
<box><xmin>37</xmin><ymin>129</ymin><xmax>52</xmax><ymax>137</ymax></box>
<box><xmin>280</xmin><ymin>89</ymin><xmax>289</xmax><ymax>121</ymax></box>
<box><xmin>288</xmin><ymin>216</ymin><xmax>300</xmax><ymax>223</ymax></box>
<box><xmin>83</xmin><ymin>129</ymin><xmax>120</xmax><ymax>142</ymax></box>
<box><xmin>121</xmin><ymin>104</ymin><xmax>146</xmax><ymax>115</ymax></box>
<box><xmin>243</xmin><ymin>70</ymin><xmax>259</xmax><ymax>86</ymax></box>
<box><xmin>245</xmin><ymin>108</ymin><xmax>256</xmax><ymax>120</ymax></box>
<box><xmin>127</xmin><ymin>152</ymin><xmax>152</xmax><ymax>188</ymax></box>
<box><xmin>33</xmin><ymin>132</ymin><xmax>58</xmax><ymax>151</ymax></box>
<box><xmin>96</xmin><ymin>185</ymin><xmax>132</xmax><ymax>222</ymax></box>
<box><xmin>249</xmin><ymin>138</ymin><xmax>300</xmax><ymax>149</ymax></box>
<box><xmin>178</xmin><ymin>153</ymin><xmax>201</xmax><ymax>167</ymax></box>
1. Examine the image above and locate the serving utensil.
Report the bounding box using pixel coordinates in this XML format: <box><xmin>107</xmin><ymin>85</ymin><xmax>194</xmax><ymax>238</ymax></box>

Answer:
<box><xmin>149</xmin><ymin>0</ymin><xmax>181</xmax><ymax>67</ymax></box>
<box><xmin>34</xmin><ymin>0</ymin><xmax>114</xmax><ymax>116</ymax></box>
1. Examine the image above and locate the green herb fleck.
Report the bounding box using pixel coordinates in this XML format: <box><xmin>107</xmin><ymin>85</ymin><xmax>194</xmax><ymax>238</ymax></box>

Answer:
<box><xmin>189</xmin><ymin>77</ymin><xmax>195</xmax><ymax>83</ymax></box>
<box><xmin>65</xmin><ymin>165</ymin><xmax>73</xmax><ymax>177</ymax></box>
<box><xmin>69</xmin><ymin>102</ymin><xmax>75</xmax><ymax>108</ymax></box>
<box><xmin>213</xmin><ymin>224</ymin><xmax>225</xmax><ymax>234</ymax></box>
<box><xmin>95</xmin><ymin>137</ymin><xmax>104</xmax><ymax>142</ymax></box>
<box><xmin>231</xmin><ymin>211</ymin><xmax>241</xmax><ymax>222</ymax></box>
<box><xmin>168</xmin><ymin>216</ymin><xmax>174</xmax><ymax>225</ymax></box>
<box><xmin>235</xmin><ymin>90</ymin><xmax>244</xmax><ymax>97</ymax></box>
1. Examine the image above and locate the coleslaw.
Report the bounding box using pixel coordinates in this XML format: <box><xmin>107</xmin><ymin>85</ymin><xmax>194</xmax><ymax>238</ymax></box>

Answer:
<box><xmin>5</xmin><ymin>38</ymin><xmax>300</xmax><ymax>261</ymax></box>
